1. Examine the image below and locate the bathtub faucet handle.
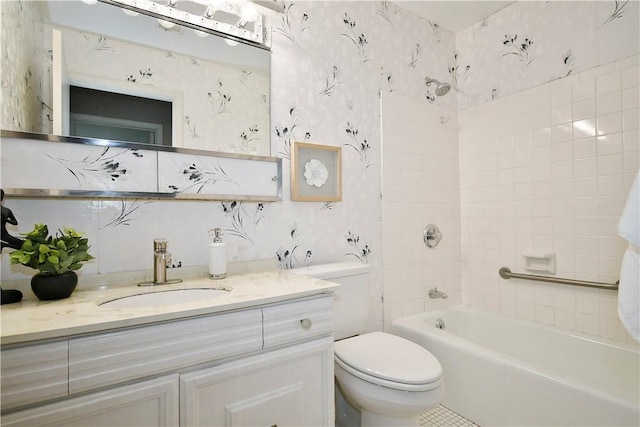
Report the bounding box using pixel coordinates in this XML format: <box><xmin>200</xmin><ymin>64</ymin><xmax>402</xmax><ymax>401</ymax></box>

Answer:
<box><xmin>428</xmin><ymin>288</ymin><xmax>448</xmax><ymax>299</ymax></box>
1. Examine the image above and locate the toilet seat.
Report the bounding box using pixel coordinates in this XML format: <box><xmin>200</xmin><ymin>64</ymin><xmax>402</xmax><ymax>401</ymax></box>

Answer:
<box><xmin>334</xmin><ymin>332</ymin><xmax>442</xmax><ymax>392</ymax></box>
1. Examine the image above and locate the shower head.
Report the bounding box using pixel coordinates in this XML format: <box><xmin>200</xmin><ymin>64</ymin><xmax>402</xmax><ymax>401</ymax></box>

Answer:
<box><xmin>425</xmin><ymin>78</ymin><xmax>451</xmax><ymax>96</ymax></box>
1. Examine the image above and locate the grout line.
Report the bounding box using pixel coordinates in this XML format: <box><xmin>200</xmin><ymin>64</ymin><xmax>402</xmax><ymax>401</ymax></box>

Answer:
<box><xmin>420</xmin><ymin>405</ymin><xmax>480</xmax><ymax>427</ymax></box>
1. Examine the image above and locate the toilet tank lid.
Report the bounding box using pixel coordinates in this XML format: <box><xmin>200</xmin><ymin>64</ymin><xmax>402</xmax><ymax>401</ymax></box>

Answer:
<box><xmin>289</xmin><ymin>261</ymin><xmax>371</xmax><ymax>280</ymax></box>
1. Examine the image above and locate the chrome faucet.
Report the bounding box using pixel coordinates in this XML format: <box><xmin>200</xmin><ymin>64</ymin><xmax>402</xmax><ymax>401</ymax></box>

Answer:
<box><xmin>138</xmin><ymin>239</ymin><xmax>182</xmax><ymax>286</ymax></box>
<box><xmin>428</xmin><ymin>288</ymin><xmax>448</xmax><ymax>299</ymax></box>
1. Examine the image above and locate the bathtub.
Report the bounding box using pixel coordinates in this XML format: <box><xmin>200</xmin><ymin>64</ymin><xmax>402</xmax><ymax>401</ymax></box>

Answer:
<box><xmin>391</xmin><ymin>305</ymin><xmax>640</xmax><ymax>427</ymax></box>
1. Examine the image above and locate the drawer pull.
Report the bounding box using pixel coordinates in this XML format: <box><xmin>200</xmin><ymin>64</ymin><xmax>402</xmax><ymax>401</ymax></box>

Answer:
<box><xmin>300</xmin><ymin>318</ymin><xmax>312</xmax><ymax>330</ymax></box>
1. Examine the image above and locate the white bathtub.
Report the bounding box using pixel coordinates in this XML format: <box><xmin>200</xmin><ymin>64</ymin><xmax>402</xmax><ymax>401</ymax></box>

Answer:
<box><xmin>391</xmin><ymin>305</ymin><xmax>640</xmax><ymax>427</ymax></box>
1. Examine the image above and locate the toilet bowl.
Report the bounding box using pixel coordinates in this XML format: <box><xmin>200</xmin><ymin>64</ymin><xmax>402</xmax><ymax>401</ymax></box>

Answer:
<box><xmin>289</xmin><ymin>262</ymin><xmax>444</xmax><ymax>427</ymax></box>
<box><xmin>334</xmin><ymin>332</ymin><xmax>444</xmax><ymax>427</ymax></box>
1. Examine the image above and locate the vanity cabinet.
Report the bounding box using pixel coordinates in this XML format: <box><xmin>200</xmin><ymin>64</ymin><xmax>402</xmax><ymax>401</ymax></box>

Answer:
<box><xmin>0</xmin><ymin>295</ymin><xmax>334</xmax><ymax>427</ymax></box>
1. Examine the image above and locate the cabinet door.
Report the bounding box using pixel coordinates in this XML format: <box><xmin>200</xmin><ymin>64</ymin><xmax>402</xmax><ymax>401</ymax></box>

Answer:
<box><xmin>181</xmin><ymin>337</ymin><xmax>334</xmax><ymax>427</ymax></box>
<box><xmin>1</xmin><ymin>374</ymin><xmax>179</xmax><ymax>427</ymax></box>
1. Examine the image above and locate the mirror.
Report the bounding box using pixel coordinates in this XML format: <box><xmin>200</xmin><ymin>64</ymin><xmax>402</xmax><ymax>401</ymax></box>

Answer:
<box><xmin>16</xmin><ymin>0</ymin><xmax>270</xmax><ymax>155</ymax></box>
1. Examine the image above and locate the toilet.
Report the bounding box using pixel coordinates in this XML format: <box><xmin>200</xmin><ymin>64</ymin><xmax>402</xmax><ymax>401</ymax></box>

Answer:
<box><xmin>290</xmin><ymin>262</ymin><xmax>444</xmax><ymax>427</ymax></box>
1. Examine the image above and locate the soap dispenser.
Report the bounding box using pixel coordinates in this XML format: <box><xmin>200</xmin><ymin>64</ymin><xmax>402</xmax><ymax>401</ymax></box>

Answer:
<box><xmin>208</xmin><ymin>227</ymin><xmax>227</xmax><ymax>279</ymax></box>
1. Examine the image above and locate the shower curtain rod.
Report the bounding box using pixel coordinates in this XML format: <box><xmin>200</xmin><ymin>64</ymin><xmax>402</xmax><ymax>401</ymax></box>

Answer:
<box><xmin>498</xmin><ymin>267</ymin><xmax>619</xmax><ymax>290</ymax></box>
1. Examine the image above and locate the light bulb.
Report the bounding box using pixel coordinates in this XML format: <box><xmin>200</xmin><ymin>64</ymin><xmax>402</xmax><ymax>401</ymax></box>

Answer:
<box><xmin>225</xmin><ymin>38</ymin><xmax>239</xmax><ymax>46</ymax></box>
<box><xmin>241</xmin><ymin>3</ymin><xmax>259</xmax><ymax>22</ymax></box>
<box><xmin>237</xmin><ymin>3</ymin><xmax>259</xmax><ymax>27</ymax></box>
<box><xmin>158</xmin><ymin>19</ymin><xmax>176</xmax><ymax>29</ymax></box>
<box><xmin>122</xmin><ymin>8</ymin><xmax>139</xmax><ymax>16</ymax></box>
<box><xmin>80</xmin><ymin>0</ymin><xmax>98</xmax><ymax>4</ymax></box>
<box><xmin>194</xmin><ymin>29</ymin><xmax>209</xmax><ymax>38</ymax></box>
<box><xmin>204</xmin><ymin>5</ymin><xmax>217</xmax><ymax>18</ymax></box>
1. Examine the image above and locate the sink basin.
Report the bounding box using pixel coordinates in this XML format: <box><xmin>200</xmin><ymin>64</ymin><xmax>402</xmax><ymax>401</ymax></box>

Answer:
<box><xmin>98</xmin><ymin>287</ymin><xmax>231</xmax><ymax>308</ymax></box>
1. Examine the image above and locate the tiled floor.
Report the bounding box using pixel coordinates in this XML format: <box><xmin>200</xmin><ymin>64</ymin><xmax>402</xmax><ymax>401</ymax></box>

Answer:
<box><xmin>420</xmin><ymin>405</ymin><xmax>479</xmax><ymax>427</ymax></box>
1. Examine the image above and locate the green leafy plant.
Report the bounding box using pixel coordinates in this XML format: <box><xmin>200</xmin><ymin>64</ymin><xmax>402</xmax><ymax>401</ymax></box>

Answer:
<box><xmin>9</xmin><ymin>224</ymin><xmax>94</xmax><ymax>275</ymax></box>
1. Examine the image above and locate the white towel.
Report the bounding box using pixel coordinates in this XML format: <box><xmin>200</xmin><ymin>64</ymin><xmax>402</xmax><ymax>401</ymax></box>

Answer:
<box><xmin>618</xmin><ymin>171</ymin><xmax>640</xmax><ymax>247</ymax></box>
<box><xmin>617</xmin><ymin>171</ymin><xmax>640</xmax><ymax>342</ymax></box>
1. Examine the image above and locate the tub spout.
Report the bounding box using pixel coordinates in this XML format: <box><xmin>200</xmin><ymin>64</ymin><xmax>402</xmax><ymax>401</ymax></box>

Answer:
<box><xmin>428</xmin><ymin>288</ymin><xmax>448</xmax><ymax>299</ymax></box>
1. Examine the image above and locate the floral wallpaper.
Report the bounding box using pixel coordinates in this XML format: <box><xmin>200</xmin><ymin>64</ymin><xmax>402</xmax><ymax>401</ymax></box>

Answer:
<box><xmin>455</xmin><ymin>0</ymin><xmax>639</xmax><ymax>109</ymax></box>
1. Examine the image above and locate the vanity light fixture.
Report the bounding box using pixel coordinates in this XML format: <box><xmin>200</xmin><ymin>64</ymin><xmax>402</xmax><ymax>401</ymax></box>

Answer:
<box><xmin>98</xmin><ymin>0</ymin><xmax>274</xmax><ymax>48</ymax></box>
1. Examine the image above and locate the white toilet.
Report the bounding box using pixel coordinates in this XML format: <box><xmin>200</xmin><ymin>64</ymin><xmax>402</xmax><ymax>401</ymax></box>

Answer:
<box><xmin>291</xmin><ymin>262</ymin><xmax>444</xmax><ymax>427</ymax></box>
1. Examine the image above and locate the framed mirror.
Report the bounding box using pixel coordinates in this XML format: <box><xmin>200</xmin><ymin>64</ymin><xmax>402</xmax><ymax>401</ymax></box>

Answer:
<box><xmin>2</xmin><ymin>0</ymin><xmax>271</xmax><ymax>156</ymax></box>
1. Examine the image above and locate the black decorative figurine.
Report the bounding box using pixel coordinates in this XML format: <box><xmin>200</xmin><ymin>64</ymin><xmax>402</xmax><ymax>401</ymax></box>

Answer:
<box><xmin>1</xmin><ymin>189</ymin><xmax>25</xmax><ymax>304</ymax></box>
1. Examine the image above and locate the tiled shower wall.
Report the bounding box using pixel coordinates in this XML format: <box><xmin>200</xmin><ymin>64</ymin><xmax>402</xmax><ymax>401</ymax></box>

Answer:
<box><xmin>382</xmin><ymin>93</ymin><xmax>461</xmax><ymax>330</ymax></box>
<box><xmin>459</xmin><ymin>55</ymin><xmax>639</xmax><ymax>343</ymax></box>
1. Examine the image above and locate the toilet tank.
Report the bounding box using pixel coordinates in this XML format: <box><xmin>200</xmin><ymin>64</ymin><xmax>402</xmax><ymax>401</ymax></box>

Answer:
<box><xmin>290</xmin><ymin>262</ymin><xmax>371</xmax><ymax>340</ymax></box>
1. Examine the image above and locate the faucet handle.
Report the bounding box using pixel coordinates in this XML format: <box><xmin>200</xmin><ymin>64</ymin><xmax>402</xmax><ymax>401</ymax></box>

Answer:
<box><xmin>154</xmin><ymin>238</ymin><xmax>168</xmax><ymax>252</ymax></box>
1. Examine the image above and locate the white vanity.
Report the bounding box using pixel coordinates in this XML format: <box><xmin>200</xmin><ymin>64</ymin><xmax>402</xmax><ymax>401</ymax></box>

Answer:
<box><xmin>0</xmin><ymin>271</ymin><xmax>338</xmax><ymax>426</ymax></box>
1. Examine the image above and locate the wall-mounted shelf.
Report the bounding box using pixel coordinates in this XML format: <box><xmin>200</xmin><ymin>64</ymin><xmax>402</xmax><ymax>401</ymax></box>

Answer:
<box><xmin>1</xmin><ymin>131</ymin><xmax>282</xmax><ymax>202</ymax></box>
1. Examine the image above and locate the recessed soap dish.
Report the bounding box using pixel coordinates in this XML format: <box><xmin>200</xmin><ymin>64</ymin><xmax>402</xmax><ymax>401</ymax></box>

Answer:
<box><xmin>523</xmin><ymin>252</ymin><xmax>556</xmax><ymax>274</ymax></box>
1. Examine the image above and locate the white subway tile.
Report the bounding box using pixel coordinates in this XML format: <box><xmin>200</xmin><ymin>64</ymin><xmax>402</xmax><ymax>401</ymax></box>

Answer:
<box><xmin>551</xmin><ymin>84</ymin><xmax>572</xmax><ymax>106</ymax></box>
<box><xmin>573</xmin><ymin>137</ymin><xmax>597</xmax><ymax>159</ymax></box>
<box><xmin>574</xmin><ymin>177</ymin><xmax>598</xmax><ymax>197</ymax></box>
<box><xmin>535</xmin><ymin>304</ymin><xmax>555</xmax><ymax>324</ymax></box>
<box><xmin>596</xmin><ymin>71</ymin><xmax>621</xmax><ymax>95</ymax></box>
<box><xmin>552</xmin><ymin>141</ymin><xmax>573</xmax><ymax>162</ymax></box>
<box><xmin>597</xmin><ymin>196</ymin><xmax>625</xmax><ymax>216</ymax></box>
<box><xmin>552</xmin><ymin>123</ymin><xmax>573</xmax><ymax>143</ymax></box>
<box><xmin>574</xmin><ymin>217</ymin><xmax>599</xmax><ymax>237</ymax></box>
<box><xmin>623</xmin><ymin>152</ymin><xmax>639</xmax><ymax>174</ymax></box>
<box><xmin>623</xmin><ymin>129</ymin><xmax>640</xmax><ymax>152</ymax></box>
<box><xmin>552</xmin><ymin>104</ymin><xmax>572</xmax><ymax>125</ymax></box>
<box><xmin>576</xmin><ymin>312</ymin><xmax>600</xmax><ymax>336</ymax></box>
<box><xmin>573</xmin><ymin>79</ymin><xmax>595</xmax><ymax>101</ymax></box>
<box><xmin>575</xmin><ymin>197</ymin><xmax>598</xmax><ymax>216</ymax></box>
<box><xmin>598</xmin><ymin>174</ymin><xmax>624</xmax><ymax>196</ymax></box>
<box><xmin>531</xmin><ymin>127</ymin><xmax>552</xmax><ymax>146</ymax></box>
<box><xmin>576</xmin><ymin>288</ymin><xmax>601</xmax><ymax>314</ymax></box>
<box><xmin>623</xmin><ymin>108</ymin><xmax>640</xmax><ymax>131</ymax></box>
<box><xmin>597</xmin><ymin>133</ymin><xmax>623</xmax><ymax>156</ymax></box>
<box><xmin>621</xmin><ymin>64</ymin><xmax>639</xmax><ymax>89</ymax></box>
<box><xmin>517</xmin><ymin>301</ymin><xmax>535</xmax><ymax>321</ymax></box>
<box><xmin>553</xmin><ymin>287</ymin><xmax>576</xmax><ymax>311</ymax></box>
<box><xmin>573</xmin><ymin>98</ymin><xmax>596</xmax><ymax>120</ymax></box>
<box><xmin>573</xmin><ymin>118</ymin><xmax>597</xmax><ymax>139</ymax></box>
<box><xmin>596</xmin><ymin>112</ymin><xmax>623</xmax><ymax>136</ymax></box>
<box><xmin>597</xmin><ymin>154</ymin><xmax>624</xmax><ymax>176</ymax></box>
<box><xmin>596</xmin><ymin>91</ymin><xmax>622</xmax><ymax>115</ymax></box>
<box><xmin>622</xmin><ymin>87</ymin><xmax>639</xmax><ymax>110</ymax></box>
<box><xmin>554</xmin><ymin>308</ymin><xmax>577</xmax><ymax>331</ymax></box>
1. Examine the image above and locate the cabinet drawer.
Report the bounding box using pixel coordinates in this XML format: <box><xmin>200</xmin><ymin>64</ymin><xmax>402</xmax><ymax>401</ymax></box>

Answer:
<box><xmin>262</xmin><ymin>295</ymin><xmax>333</xmax><ymax>348</ymax></box>
<box><xmin>1</xmin><ymin>374</ymin><xmax>178</xmax><ymax>427</ymax></box>
<box><xmin>69</xmin><ymin>309</ymin><xmax>262</xmax><ymax>393</ymax></box>
<box><xmin>1</xmin><ymin>341</ymin><xmax>68</xmax><ymax>410</ymax></box>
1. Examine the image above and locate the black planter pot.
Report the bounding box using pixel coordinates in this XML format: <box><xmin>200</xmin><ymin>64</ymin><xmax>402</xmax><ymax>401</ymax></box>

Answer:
<box><xmin>31</xmin><ymin>271</ymin><xmax>78</xmax><ymax>301</ymax></box>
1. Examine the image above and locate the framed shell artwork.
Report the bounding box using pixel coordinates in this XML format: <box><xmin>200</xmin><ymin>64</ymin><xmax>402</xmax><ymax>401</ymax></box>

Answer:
<box><xmin>291</xmin><ymin>142</ymin><xmax>342</xmax><ymax>202</ymax></box>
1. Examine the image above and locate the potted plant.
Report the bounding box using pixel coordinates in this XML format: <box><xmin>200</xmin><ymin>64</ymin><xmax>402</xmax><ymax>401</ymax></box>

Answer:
<box><xmin>9</xmin><ymin>224</ymin><xmax>94</xmax><ymax>300</ymax></box>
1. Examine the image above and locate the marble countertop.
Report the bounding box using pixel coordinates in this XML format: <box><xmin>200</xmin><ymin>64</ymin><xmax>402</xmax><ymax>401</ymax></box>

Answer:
<box><xmin>0</xmin><ymin>270</ymin><xmax>339</xmax><ymax>346</ymax></box>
